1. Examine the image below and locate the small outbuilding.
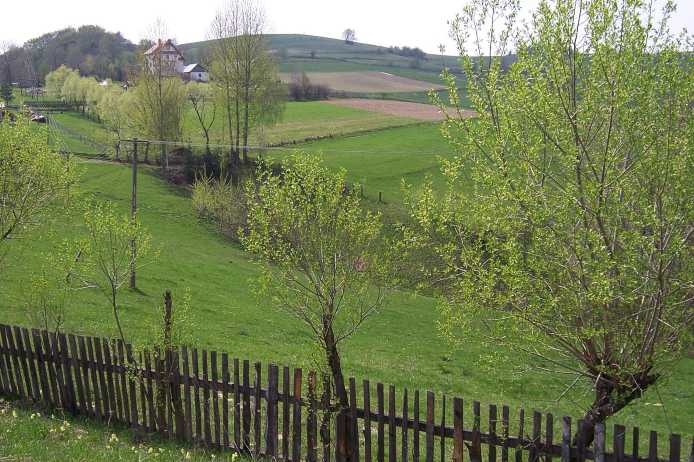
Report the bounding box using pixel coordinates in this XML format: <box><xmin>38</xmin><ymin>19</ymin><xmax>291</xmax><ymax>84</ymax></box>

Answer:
<box><xmin>182</xmin><ymin>64</ymin><xmax>209</xmax><ymax>83</ymax></box>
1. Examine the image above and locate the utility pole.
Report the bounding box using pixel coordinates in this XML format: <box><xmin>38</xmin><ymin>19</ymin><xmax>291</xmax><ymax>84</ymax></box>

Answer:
<box><xmin>129</xmin><ymin>138</ymin><xmax>138</xmax><ymax>289</ymax></box>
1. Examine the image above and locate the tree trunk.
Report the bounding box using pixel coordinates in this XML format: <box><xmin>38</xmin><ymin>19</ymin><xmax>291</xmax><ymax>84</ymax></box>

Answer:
<box><xmin>323</xmin><ymin>320</ymin><xmax>356</xmax><ymax>462</ymax></box>
<box><xmin>575</xmin><ymin>372</ymin><xmax>658</xmax><ymax>446</ymax></box>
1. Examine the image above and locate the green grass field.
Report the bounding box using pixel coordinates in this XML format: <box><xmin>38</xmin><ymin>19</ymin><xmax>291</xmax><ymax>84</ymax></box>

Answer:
<box><xmin>0</xmin><ymin>397</ymin><xmax>244</xmax><ymax>461</ymax></box>
<box><xmin>0</xmin><ymin>158</ymin><xmax>691</xmax><ymax>437</ymax></box>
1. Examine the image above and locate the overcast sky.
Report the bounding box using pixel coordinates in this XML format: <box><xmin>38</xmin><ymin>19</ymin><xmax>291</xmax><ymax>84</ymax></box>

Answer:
<box><xmin>2</xmin><ymin>0</ymin><xmax>693</xmax><ymax>54</ymax></box>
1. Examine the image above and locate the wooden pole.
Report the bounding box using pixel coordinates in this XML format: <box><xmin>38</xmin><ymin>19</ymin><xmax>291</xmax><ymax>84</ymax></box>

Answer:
<box><xmin>129</xmin><ymin>139</ymin><xmax>138</xmax><ymax>289</ymax></box>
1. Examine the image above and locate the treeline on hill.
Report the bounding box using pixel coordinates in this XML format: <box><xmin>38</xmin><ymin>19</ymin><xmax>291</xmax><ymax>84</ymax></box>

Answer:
<box><xmin>387</xmin><ymin>45</ymin><xmax>427</xmax><ymax>61</ymax></box>
<box><xmin>0</xmin><ymin>26</ymin><xmax>137</xmax><ymax>85</ymax></box>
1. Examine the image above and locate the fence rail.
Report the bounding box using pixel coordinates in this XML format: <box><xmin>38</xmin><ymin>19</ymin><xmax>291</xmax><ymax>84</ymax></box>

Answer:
<box><xmin>0</xmin><ymin>323</ymin><xmax>690</xmax><ymax>462</ymax></box>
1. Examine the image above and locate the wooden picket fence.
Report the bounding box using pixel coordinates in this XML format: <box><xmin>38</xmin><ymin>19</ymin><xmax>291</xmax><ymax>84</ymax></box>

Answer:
<box><xmin>0</xmin><ymin>323</ymin><xmax>691</xmax><ymax>462</ymax></box>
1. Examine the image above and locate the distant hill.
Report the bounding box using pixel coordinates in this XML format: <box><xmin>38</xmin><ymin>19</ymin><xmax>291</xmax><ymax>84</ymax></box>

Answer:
<box><xmin>0</xmin><ymin>26</ymin><xmax>137</xmax><ymax>85</ymax></box>
<box><xmin>180</xmin><ymin>34</ymin><xmax>467</xmax><ymax>86</ymax></box>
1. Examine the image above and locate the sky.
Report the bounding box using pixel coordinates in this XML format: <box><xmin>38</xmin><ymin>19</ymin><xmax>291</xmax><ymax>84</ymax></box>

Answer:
<box><xmin>1</xmin><ymin>0</ymin><xmax>693</xmax><ymax>54</ymax></box>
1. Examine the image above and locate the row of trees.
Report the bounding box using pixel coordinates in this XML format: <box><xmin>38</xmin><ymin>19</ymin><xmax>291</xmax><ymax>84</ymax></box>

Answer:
<box><xmin>193</xmin><ymin>2</ymin><xmax>693</xmax><ymax>460</ymax></box>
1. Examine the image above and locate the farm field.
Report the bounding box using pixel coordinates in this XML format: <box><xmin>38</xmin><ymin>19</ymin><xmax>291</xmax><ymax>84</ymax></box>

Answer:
<box><xmin>325</xmin><ymin>98</ymin><xmax>461</xmax><ymax>121</ymax></box>
<box><xmin>279</xmin><ymin>71</ymin><xmax>446</xmax><ymax>93</ymax></box>
<box><xmin>0</xmin><ymin>159</ymin><xmax>692</xmax><ymax>436</ymax></box>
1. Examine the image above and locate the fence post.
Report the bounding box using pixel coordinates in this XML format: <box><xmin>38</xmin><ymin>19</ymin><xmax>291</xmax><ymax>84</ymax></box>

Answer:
<box><xmin>594</xmin><ymin>423</ymin><xmax>605</xmax><ymax>462</ymax></box>
<box><xmin>129</xmin><ymin>139</ymin><xmax>138</xmax><ymax>289</ymax></box>
<box><xmin>266</xmin><ymin>364</ymin><xmax>279</xmax><ymax>458</ymax></box>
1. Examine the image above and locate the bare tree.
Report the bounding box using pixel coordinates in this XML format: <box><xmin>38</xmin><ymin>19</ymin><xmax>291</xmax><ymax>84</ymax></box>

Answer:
<box><xmin>187</xmin><ymin>81</ymin><xmax>217</xmax><ymax>155</ymax></box>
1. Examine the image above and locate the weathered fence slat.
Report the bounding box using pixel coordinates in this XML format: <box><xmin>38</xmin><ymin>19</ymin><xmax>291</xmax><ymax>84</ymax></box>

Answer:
<box><xmin>253</xmin><ymin>362</ymin><xmax>262</xmax><ymax>457</ymax></box>
<box><xmin>576</xmin><ymin>419</ymin><xmax>586</xmax><ymax>462</ymax></box>
<box><xmin>222</xmin><ymin>353</ymin><xmax>230</xmax><ymax>449</ymax></box>
<box><xmin>31</xmin><ymin>329</ymin><xmax>51</xmax><ymax>406</ymax></box>
<box><xmin>472</xmin><ymin>401</ymin><xmax>481</xmax><ymax>462</ymax></box>
<box><xmin>516</xmin><ymin>410</ymin><xmax>526</xmax><ymax>462</ymax></box>
<box><xmin>283</xmin><ymin>366</ymin><xmax>291</xmax><ymax>460</ymax></box>
<box><xmin>144</xmin><ymin>350</ymin><xmax>157</xmax><ymax>433</ymax></box>
<box><xmin>413</xmin><ymin>390</ymin><xmax>421</xmax><ymax>462</ymax></box>
<box><xmin>293</xmin><ymin>368</ymin><xmax>303</xmax><ymax>462</ymax></box>
<box><xmin>389</xmin><ymin>385</ymin><xmax>397</xmax><ymax>462</ymax></box>
<box><xmin>351</xmin><ymin>377</ymin><xmax>360</xmax><ymax>462</ymax></box>
<box><xmin>181</xmin><ymin>346</ymin><xmax>192</xmax><ymax>440</ymax></box>
<box><xmin>378</xmin><ymin>383</ymin><xmax>386</xmax><ymax>462</ymax></box>
<box><xmin>453</xmin><ymin>397</ymin><xmax>464</xmax><ymax>462</ymax></box>
<box><xmin>308</xmin><ymin>371</ymin><xmax>318</xmax><ymax>462</ymax></box>
<box><xmin>532</xmin><ymin>411</ymin><xmax>542</xmax><ymax>462</ymax></box>
<box><xmin>426</xmin><ymin>391</ymin><xmax>435</xmax><ymax>462</ymax></box>
<box><xmin>22</xmin><ymin>328</ymin><xmax>41</xmax><ymax>402</ymax></box>
<box><xmin>595</xmin><ymin>423</ymin><xmax>605</xmax><ymax>462</ymax></box>
<box><xmin>615</xmin><ymin>425</ymin><xmax>626</xmax><ymax>462</ymax></box>
<box><xmin>632</xmin><ymin>427</ymin><xmax>640</xmax><ymax>462</ymax></box>
<box><xmin>93</xmin><ymin>338</ymin><xmax>109</xmax><ymax>421</ymax></box>
<box><xmin>203</xmin><ymin>350</ymin><xmax>212</xmax><ymax>446</ymax></box>
<box><xmin>489</xmin><ymin>404</ymin><xmax>498</xmax><ymax>462</ymax></box>
<box><xmin>102</xmin><ymin>340</ymin><xmax>117</xmax><ymax>421</ymax></box>
<box><xmin>13</xmin><ymin>327</ymin><xmax>32</xmax><ymax>400</ymax></box>
<box><xmin>321</xmin><ymin>374</ymin><xmax>331</xmax><ymax>462</ymax></box>
<box><xmin>546</xmin><ymin>414</ymin><xmax>554</xmax><ymax>462</ymax></box>
<box><xmin>126</xmin><ymin>344</ymin><xmax>139</xmax><ymax>429</ymax></box>
<box><xmin>364</xmin><ymin>380</ymin><xmax>373</xmax><ymax>462</ymax></box>
<box><xmin>502</xmin><ymin>406</ymin><xmax>510</xmax><ymax>462</ymax></box>
<box><xmin>0</xmin><ymin>326</ymin><xmax>10</xmax><ymax>394</ymax></box>
<box><xmin>211</xmin><ymin>351</ymin><xmax>221</xmax><ymax>447</ymax></box>
<box><xmin>242</xmin><ymin>360</ymin><xmax>251</xmax><ymax>452</ymax></box>
<box><xmin>191</xmin><ymin>349</ymin><xmax>201</xmax><ymax>441</ymax></box>
<box><xmin>561</xmin><ymin>417</ymin><xmax>571</xmax><ymax>462</ymax></box>
<box><xmin>57</xmin><ymin>333</ymin><xmax>76</xmax><ymax>414</ymax></box>
<box><xmin>6</xmin><ymin>327</ymin><xmax>24</xmax><ymax>398</ymax></box>
<box><xmin>233</xmin><ymin>358</ymin><xmax>241</xmax><ymax>450</ymax></box>
<box><xmin>139</xmin><ymin>351</ymin><xmax>149</xmax><ymax>431</ymax></box>
<box><xmin>670</xmin><ymin>435</ymin><xmax>681</xmax><ymax>462</ymax></box>
<box><xmin>85</xmin><ymin>337</ymin><xmax>102</xmax><ymax>420</ymax></box>
<box><xmin>649</xmin><ymin>431</ymin><xmax>658</xmax><ymax>462</ymax></box>
<box><xmin>117</xmin><ymin>340</ymin><xmax>130</xmax><ymax>424</ymax></box>
<box><xmin>402</xmin><ymin>388</ymin><xmax>409</xmax><ymax>462</ymax></box>
<box><xmin>267</xmin><ymin>364</ymin><xmax>279</xmax><ymax>458</ymax></box>
<box><xmin>67</xmin><ymin>334</ymin><xmax>86</xmax><ymax>413</ymax></box>
<box><xmin>441</xmin><ymin>396</ymin><xmax>447</xmax><ymax>462</ymax></box>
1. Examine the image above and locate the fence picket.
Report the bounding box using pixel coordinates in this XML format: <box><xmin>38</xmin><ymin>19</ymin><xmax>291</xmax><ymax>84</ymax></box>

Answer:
<box><xmin>546</xmin><ymin>414</ymin><xmax>554</xmax><ymax>462</ymax></box>
<box><xmin>489</xmin><ymin>405</ymin><xmax>497</xmax><ymax>462</ymax></box>
<box><xmin>321</xmin><ymin>374</ymin><xmax>331</xmax><ymax>462</ymax></box>
<box><xmin>31</xmin><ymin>329</ymin><xmax>50</xmax><ymax>405</ymax></box>
<box><xmin>139</xmin><ymin>351</ymin><xmax>149</xmax><ymax>432</ymax></box>
<box><xmin>191</xmin><ymin>349</ymin><xmax>201</xmax><ymax>440</ymax></box>
<box><xmin>203</xmin><ymin>350</ymin><xmax>212</xmax><ymax>446</ymax></box>
<box><xmin>453</xmin><ymin>397</ymin><xmax>464</xmax><ymax>462</ymax></box>
<box><xmin>126</xmin><ymin>344</ymin><xmax>139</xmax><ymax>429</ymax></box>
<box><xmin>254</xmin><ymin>362</ymin><xmax>262</xmax><ymax>457</ymax></box>
<box><xmin>595</xmin><ymin>423</ymin><xmax>605</xmax><ymax>462</ymax></box>
<box><xmin>402</xmin><ymin>388</ymin><xmax>409</xmax><ymax>462</ymax></box>
<box><xmin>516</xmin><ymin>409</ymin><xmax>525</xmax><ymax>462</ymax></box>
<box><xmin>242</xmin><ymin>359</ymin><xmax>251</xmax><ymax>452</ymax></box>
<box><xmin>561</xmin><ymin>417</ymin><xmax>571</xmax><ymax>462</ymax></box>
<box><xmin>144</xmin><ymin>350</ymin><xmax>157</xmax><ymax>433</ymax></box>
<box><xmin>532</xmin><ymin>411</ymin><xmax>542</xmax><ymax>462</ymax></box>
<box><xmin>211</xmin><ymin>351</ymin><xmax>221</xmax><ymax>447</ymax></box>
<box><xmin>649</xmin><ymin>431</ymin><xmax>658</xmax><ymax>462</ymax></box>
<box><xmin>502</xmin><ymin>406</ymin><xmax>510</xmax><ymax>462</ymax></box>
<box><xmin>283</xmin><ymin>366</ymin><xmax>291</xmax><ymax>460</ymax></box>
<box><xmin>267</xmin><ymin>364</ymin><xmax>279</xmax><ymax>458</ymax></box>
<box><xmin>5</xmin><ymin>327</ymin><xmax>24</xmax><ymax>397</ymax></box>
<box><xmin>351</xmin><ymin>377</ymin><xmax>360</xmax><ymax>462</ymax></box>
<box><xmin>93</xmin><ymin>339</ymin><xmax>110</xmax><ymax>421</ymax></box>
<box><xmin>378</xmin><ymin>383</ymin><xmax>386</xmax><ymax>462</ymax></box>
<box><xmin>102</xmin><ymin>340</ymin><xmax>117</xmax><ymax>421</ymax></box>
<box><xmin>615</xmin><ymin>425</ymin><xmax>626</xmax><ymax>462</ymax></box>
<box><xmin>426</xmin><ymin>391</ymin><xmax>435</xmax><ymax>462</ymax></box>
<box><xmin>472</xmin><ymin>401</ymin><xmax>481</xmax><ymax>462</ymax></box>
<box><xmin>222</xmin><ymin>353</ymin><xmax>230</xmax><ymax>449</ymax></box>
<box><xmin>57</xmin><ymin>333</ymin><xmax>76</xmax><ymax>414</ymax></box>
<box><xmin>13</xmin><ymin>326</ymin><xmax>32</xmax><ymax>400</ymax></box>
<box><xmin>364</xmin><ymin>380</ymin><xmax>373</xmax><ymax>462</ymax></box>
<box><xmin>182</xmin><ymin>346</ymin><xmax>192</xmax><ymax>440</ymax></box>
<box><xmin>22</xmin><ymin>328</ymin><xmax>41</xmax><ymax>402</ymax></box>
<box><xmin>117</xmin><ymin>340</ymin><xmax>130</xmax><ymax>424</ymax></box>
<box><xmin>234</xmin><ymin>358</ymin><xmax>241</xmax><ymax>450</ymax></box>
<box><xmin>441</xmin><ymin>396</ymin><xmax>447</xmax><ymax>462</ymax></box>
<box><xmin>576</xmin><ymin>419</ymin><xmax>586</xmax><ymax>462</ymax></box>
<box><xmin>293</xmin><ymin>368</ymin><xmax>303</xmax><ymax>462</ymax></box>
<box><xmin>670</xmin><ymin>435</ymin><xmax>682</xmax><ymax>462</ymax></box>
<box><xmin>632</xmin><ymin>427</ymin><xmax>640</xmax><ymax>462</ymax></box>
<box><xmin>389</xmin><ymin>385</ymin><xmax>397</xmax><ymax>462</ymax></box>
<box><xmin>85</xmin><ymin>337</ymin><xmax>102</xmax><ymax>420</ymax></box>
<box><xmin>308</xmin><ymin>371</ymin><xmax>318</xmax><ymax>462</ymax></box>
<box><xmin>67</xmin><ymin>334</ymin><xmax>86</xmax><ymax>413</ymax></box>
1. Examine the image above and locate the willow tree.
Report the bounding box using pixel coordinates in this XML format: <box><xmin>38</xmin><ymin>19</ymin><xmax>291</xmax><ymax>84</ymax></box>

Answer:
<box><xmin>406</xmin><ymin>0</ymin><xmax>693</xmax><ymax>443</ymax></box>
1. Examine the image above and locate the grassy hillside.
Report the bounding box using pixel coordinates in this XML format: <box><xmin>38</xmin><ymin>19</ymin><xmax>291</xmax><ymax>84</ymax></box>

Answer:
<box><xmin>0</xmin><ymin>158</ymin><xmax>692</xmax><ymax>436</ymax></box>
<box><xmin>180</xmin><ymin>34</ymin><xmax>463</xmax><ymax>97</ymax></box>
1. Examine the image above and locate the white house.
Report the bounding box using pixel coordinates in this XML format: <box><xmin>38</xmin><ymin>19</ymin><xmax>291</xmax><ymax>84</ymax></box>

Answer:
<box><xmin>182</xmin><ymin>63</ymin><xmax>209</xmax><ymax>83</ymax></box>
<box><xmin>144</xmin><ymin>39</ymin><xmax>185</xmax><ymax>76</ymax></box>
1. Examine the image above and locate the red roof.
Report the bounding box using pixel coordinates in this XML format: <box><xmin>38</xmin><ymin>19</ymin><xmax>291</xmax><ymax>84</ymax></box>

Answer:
<box><xmin>144</xmin><ymin>39</ymin><xmax>184</xmax><ymax>58</ymax></box>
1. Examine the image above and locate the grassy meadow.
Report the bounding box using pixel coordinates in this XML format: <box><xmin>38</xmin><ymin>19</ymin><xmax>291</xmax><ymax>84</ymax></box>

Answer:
<box><xmin>0</xmin><ymin>158</ymin><xmax>692</xmax><ymax>437</ymax></box>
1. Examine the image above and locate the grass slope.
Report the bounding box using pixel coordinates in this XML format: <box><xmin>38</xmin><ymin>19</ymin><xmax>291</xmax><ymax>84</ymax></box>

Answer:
<box><xmin>0</xmin><ymin>159</ymin><xmax>691</xmax><ymax>437</ymax></box>
<box><xmin>0</xmin><ymin>397</ymin><xmax>243</xmax><ymax>461</ymax></box>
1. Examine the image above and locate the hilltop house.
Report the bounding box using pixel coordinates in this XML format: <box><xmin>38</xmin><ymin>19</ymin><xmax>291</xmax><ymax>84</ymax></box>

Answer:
<box><xmin>182</xmin><ymin>63</ymin><xmax>209</xmax><ymax>83</ymax></box>
<box><xmin>144</xmin><ymin>39</ymin><xmax>185</xmax><ymax>76</ymax></box>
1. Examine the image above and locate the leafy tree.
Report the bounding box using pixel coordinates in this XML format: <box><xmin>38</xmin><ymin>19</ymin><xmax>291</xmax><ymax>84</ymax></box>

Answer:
<box><xmin>97</xmin><ymin>85</ymin><xmax>130</xmax><ymax>160</ymax></box>
<box><xmin>209</xmin><ymin>0</ymin><xmax>285</xmax><ymax>167</ymax></box>
<box><xmin>0</xmin><ymin>115</ymin><xmax>78</xmax><ymax>267</ymax></box>
<box><xmin>342</xmin><ymin>28</ymin><xmax>356</xmax><ymax>45</ymax></box>
<box><xmin>81</xmin><ymin>202</ymin><xmax>154</xmax><ymax>345</ymax></box>
<box><xmin>408</xmin><ymin>0</ymin><xmax>694</xmax><ymax>444</ymax></box>
<box><xmin>0</xmin><ymin>83</ymin><xmax>12</xmax><ymax>104</ymax></box>
<box><xmin>241</xmin><ymin>154</ymin><xmax>386</xmax><ymax>461</ymax></box>
<box><xmin>45</xmin><ymin>65</ymin><xmax>79</xmax><ymax>98</ymax></box>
